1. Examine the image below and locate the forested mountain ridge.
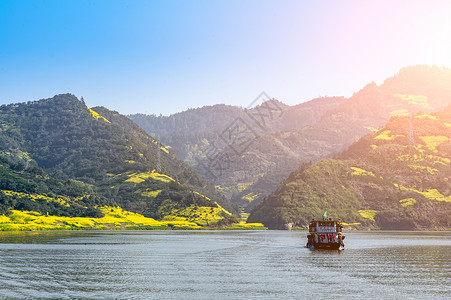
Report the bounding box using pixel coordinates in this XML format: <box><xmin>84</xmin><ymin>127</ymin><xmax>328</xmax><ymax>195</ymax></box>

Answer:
<box><xmin>130</xmin><ymin>65</ymin><xmax>451</xmax><ymax>212</ymax></box>
<box><xmin>129</xmin><ymin>96</ymin><xmax>347</xmax><ymax>207</ymax></box>
<box><xmin>129</xmin><ymin>97</ymin><xmax>343</xmax><ymax>159</ymax></box>
<box><xmin>0</xmin><ymin>94</ymin><xmax>236</xmax><ymax>225</ymax></box>
<box><xmin>248</xmin><ymin>109</ymin><xmax>451</xmax><ymax>230</ymax></box>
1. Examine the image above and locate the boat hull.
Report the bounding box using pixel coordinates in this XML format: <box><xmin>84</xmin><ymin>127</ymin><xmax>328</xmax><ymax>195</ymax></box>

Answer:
<box><xmin>307</xmin><ymin>242</ymin><xmax>342</xmax><ymax>250</ymax></box>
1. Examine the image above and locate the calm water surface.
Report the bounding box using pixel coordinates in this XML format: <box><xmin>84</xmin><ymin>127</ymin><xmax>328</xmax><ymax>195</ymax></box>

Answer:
<box><xmin>0</xmin><ymin>230</ymin><xmax>449</xmax><ymax>299</ymax></box>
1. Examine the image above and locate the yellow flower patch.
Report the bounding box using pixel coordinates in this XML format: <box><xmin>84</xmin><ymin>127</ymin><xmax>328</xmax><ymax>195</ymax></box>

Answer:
<box><xmin>395</xmin><ymin>184</ymin><xmax>451</xmax><ymax>202</ymax></box>
<box><xmin>358</xmin><ymin>210</ymin><xmax>377</xmax><ymax>221</ymax></box>
<box><xmin>389</xmin><ymin>109</ymin><xmax>409</xmax><ymax>117</ymax></box>
<box><xmin>0</xmin><ymin>204</ymin><xmax>250</xmax><ymax>231</ymax></box>
<box><xmin>0</xmin><ymin>207</ymin><xmax>169</xmax><ymax>231</ymax></box>
<box><xmin>98</xmin><ymin>206</ymin><xmax>164</xmax><ymax>227</ymax></box>
<box><xmin>240</xmin><ymin>212</ymin><xmax>250</xmax><ymax>221</ymax></box>
<box><xmin>408</xmin><ymin>165</ymin><xmax>438</xmax><ymax>175</ymax></box>
<box><xmin>415</xmin><ymin>114</ymin><xmax>439</xmax><ymax>120</ymax></box>
<box><xmin>393</xmin><ymin>94</ymin><xmax>432</xmax><ymax>109</ymax></box>
<box><xmin>222</xmin><ymin>222</ymin><xmax>267</xmax><ymax>230</ymax></box>
<box><xmin>419</xmin><ymin>136</ymin><xmax>448</xmax><ymax>152</ymax></box>
<box><xmin>364</xmin><ymin>126</ymin><xmax>378</xmax><ymax>132</ymax></box>
<box><xmin>125</xmin><ymin>170</ymin><xmax>175</xmax><ymax>184</ymax></box>
<box><xmin>350</xmin><ymin>167</ymin><xmax>375</xmax><ymax>177</ymax></box>
<box><xmin>241</xmin><ymin>192</ymin><xmax>259</xmax><ymax>203</ymax></box>
<box><xmin>399</xmin><ymin>153</ymin><xmax>450</xmax><ymax>165</ymax></box>
<box><xmin>414</xmin><ymin>145</ymin><xmax>426</xmax><ymax>154</ymax></box>
<box><xmin>193</xmin><ymin>191</ymin><xmax>211</xmax><ymax>201</ymax></box>
<box><xmin>140</xmin><ymin>190</ymin><xmax>162</xmax><ymax>198</ymax></box>
<box><xmin>342</xmin><ymin>222</ymin><xmax>361</xmax><ymax>226</ymax></box>
<box><xmin>0</xmin><ymin>215</ymin><xmax>10</xmax><ymax>223</ymax></box>
<box><xmin>421</xmin><ymin>189</ymin><xmax>451</xmax><ymax>202</ymax></box>
<box><xmin>161</xmin><ymin>205</ymin><xmax>226</xmax><ymax>226</ymax></box>
<box><xmin>399</xmin><ymin>198</ymin><xmax>416</xmax><ymax>207</ymax></box>
<box><xmin>428</xmin><ymin>155</ymin><xmax>450</xmax><ymax>165</ymax></box>
<box><xmin>374</xmin><ymin>130</ymin><xmax>405</xmax><ymax>140</ymax></box>
<box><xmin>2</xmin><ymin>190</ymin><xmax>70</xmax><ymax>207</ymax></box>
<box><xmin>88</xmin><ymin>108</ymin><xmax>111</xmax><ymax>123</ymax></box>
<box><xmin>237</xmin><ymin>182</ymin><xmax>253</xmax><ymax>192</ymax></box>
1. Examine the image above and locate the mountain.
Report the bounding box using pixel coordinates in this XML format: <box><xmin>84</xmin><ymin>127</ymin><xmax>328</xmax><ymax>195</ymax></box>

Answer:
<box><xmin>0</xmin><ymin>94</ymin><xmax>236</xmax><ymax>223</ymax></box>
<box><xmin>129</xmin><ymin>65</ymin><xmax>451</xmax><ymax>211</ymax></box>
<box><xmin>248</xmin><ymin>109</ymin><xmax>451</xmax><ymax>230</ymax></box>
<box><xmin>129</xmin><ymin>97</ymin><xmax>346</xmax><ymax>206</ymax></box>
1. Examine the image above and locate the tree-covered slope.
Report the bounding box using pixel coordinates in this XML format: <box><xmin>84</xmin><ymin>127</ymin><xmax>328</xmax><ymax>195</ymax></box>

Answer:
<box><xmin>0</xmin><ymin>156</ymin><xmax>108</xmax><ymax>218</ymax></box>
<box><xmin>0</xmin><ymin>94</ymin><xmax>236</xmax><ymax>222</ymax></box>
<box><xmin>248</xmin><ymin>110</ymin><xmax>451</xmax><ymax>230</ymax></box>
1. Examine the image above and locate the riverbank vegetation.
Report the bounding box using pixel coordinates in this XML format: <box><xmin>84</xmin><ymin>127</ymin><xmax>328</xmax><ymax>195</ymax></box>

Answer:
<box><xmin>0</xmin><ymin>206</ymin><xmax>266</xmax><ymax>231</ymax></box>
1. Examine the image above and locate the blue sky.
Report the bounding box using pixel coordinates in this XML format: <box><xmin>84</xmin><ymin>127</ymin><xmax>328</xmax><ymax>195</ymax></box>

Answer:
<box><xmin>1</xmin><ymin>0</ymin><xmax>451</xmax><ymax>115</ymax></box>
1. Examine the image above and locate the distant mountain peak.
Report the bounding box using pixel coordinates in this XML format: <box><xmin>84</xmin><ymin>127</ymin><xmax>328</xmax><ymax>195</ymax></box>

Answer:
<box><xmin>255</xmin><ymin>98</ymin><xmax>287</xmax><ymax>108</ymax></box>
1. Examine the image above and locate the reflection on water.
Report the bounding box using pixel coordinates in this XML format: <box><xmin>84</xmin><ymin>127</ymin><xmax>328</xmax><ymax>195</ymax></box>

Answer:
<box><xmin>0</xmin><ymin>231</ymin><xmax>449</xmax><ymax>299</ymax></box>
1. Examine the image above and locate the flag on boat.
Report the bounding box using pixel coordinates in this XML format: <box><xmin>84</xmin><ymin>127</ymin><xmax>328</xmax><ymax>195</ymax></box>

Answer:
<box><xmin>323</xmin><ymin>211</ymin><xmax>327</xmax><ymax>218</ymax></box>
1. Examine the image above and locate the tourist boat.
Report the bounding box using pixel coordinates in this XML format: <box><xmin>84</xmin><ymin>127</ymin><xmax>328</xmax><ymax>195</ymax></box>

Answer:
<box><xmin>306</xmin><ymin>215</ymin><xmax>345</xmax><ymax>250</ymax></box>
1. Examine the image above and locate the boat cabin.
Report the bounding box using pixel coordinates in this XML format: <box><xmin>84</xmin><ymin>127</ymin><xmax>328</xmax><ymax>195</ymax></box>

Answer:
<box><xmin>306</xmin><ymin>217</ymin><xmax>345</xmax><ymax>249</ymax></box>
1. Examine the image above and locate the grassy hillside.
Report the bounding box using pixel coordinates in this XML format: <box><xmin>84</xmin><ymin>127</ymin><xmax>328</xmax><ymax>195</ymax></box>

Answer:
<box><xmin>0</xmin><ymin>94</ymin><xmax>238</xmax><ymax>228</ymax></box>
<box><xmin>248</xmin><ymin>110</ymin><xmax>451</xmax><ymax>230</ymax></box>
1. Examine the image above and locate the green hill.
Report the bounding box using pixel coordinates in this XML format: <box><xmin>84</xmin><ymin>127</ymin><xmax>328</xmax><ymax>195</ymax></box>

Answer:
<box><xmin>0</xmin><ymin>156</ymin><xmax>108</xmax><ymax>218</ymax></box>
<box><xmin>0</xmin><ymin>94</ymin><xmax>236</xmax><ymax>226</ymax></box>
<box><xmin>248</xmin><ymin>110</ymin><xmax>451</xmax><ymax>230</ymax></box>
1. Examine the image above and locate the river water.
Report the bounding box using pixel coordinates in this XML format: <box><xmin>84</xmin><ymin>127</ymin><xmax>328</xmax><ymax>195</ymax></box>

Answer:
<box><xmin>0</xmin><ymin>230</ymin><xmax>449</xmax><ymax>299</ymax></box>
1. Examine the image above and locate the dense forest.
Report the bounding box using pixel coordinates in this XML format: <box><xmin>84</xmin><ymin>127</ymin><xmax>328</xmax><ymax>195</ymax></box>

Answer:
<box><xmin>0</xmin><ymin>94</ymin><xmax>236</xmax><ymax>222</ymax></box>
<box><xmin>0</xmin><ymin>156</ymin><xmax>108</xmax><ymax>217</ymax></box>
<box><xmin>248</xmin><ymin>110</ymin><xmax>451</xmax><ymax>229</ymax></box>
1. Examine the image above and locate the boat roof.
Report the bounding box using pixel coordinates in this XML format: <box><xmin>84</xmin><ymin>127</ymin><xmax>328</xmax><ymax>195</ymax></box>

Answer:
<box><xmin>309</xmin><ymin>218</ymin><xmax>342</xmax><ymax>224</ymax></box>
